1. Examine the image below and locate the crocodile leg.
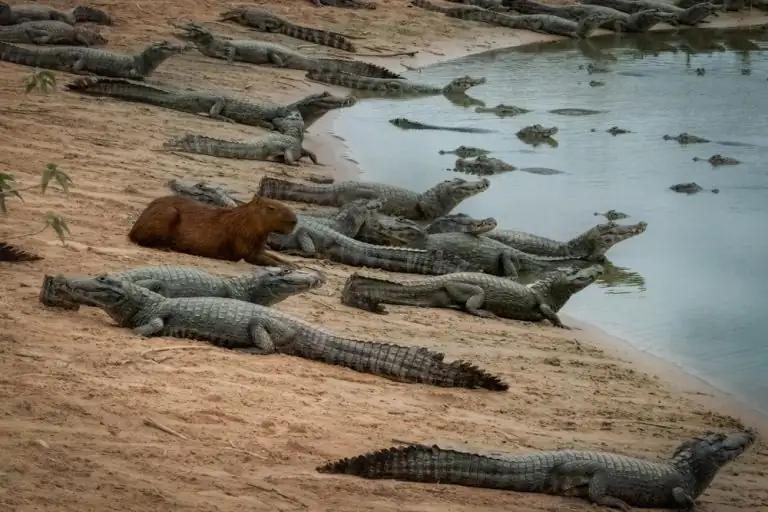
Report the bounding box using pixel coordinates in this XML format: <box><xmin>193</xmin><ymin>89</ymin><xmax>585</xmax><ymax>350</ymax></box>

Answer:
<box><xmin>538</xmin><ymin>303</ymin><xmax>567</xmax><ymax>329</ymax></box>
<box><xmin>24</xmin><ymin>29</ymin><xmax>54</xmax><ymax>45</ymax></box>
<box><xmin>549</xmin><ymin>460</ymin><xmax>632</xmax><ymax>511</ymax></box>
<box><xmin>132</xmin><ymin>317</ymin><xmax>166</xmax><ymax>336</ymax></box>
<box><xmin>500</xmin><ymin>250</ymin><xmax>520</xmax><ymax>278</ymax></box>
<box><xmin>208</xmin><ymin>100</ymin><xmax>238</xmax><ymax>123</ymax></box>
<box><xmin>302</xmin><ymin>148</ymin><xmax>319</xmax><ymax>164</ymax></box>
<box><xmin>442</xmin><ymin>282</ymin><xmax>498</xmax><ymax>319</ymax></box>
<box><xmin>671</xmin><ymin>488</ymin><xmax>697</xmax><ymax>508</ymax></box>
<box><xmin>245</xmin><ymin>320</ymin><xmax>277</xmax><ymax>353</ymax></box>
<box><xmin>132</xmin><ymin>278</ymin><xmax>168</xmax><ymax>295</ymax></box>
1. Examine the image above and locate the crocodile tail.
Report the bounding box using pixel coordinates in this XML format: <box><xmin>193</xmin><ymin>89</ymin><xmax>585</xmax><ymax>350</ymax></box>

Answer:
<box><xmin>66</xmin><ymin>76</ymin><xmax>168</xmax><ymax>98</ymax></box>
<box><xmin>410</xmin><ymin>0</ymin><xmax>445</xmax><ymax>12</ymax></box>
<box><xmin>257</xmin><ymin>176</ymin><xmax>300</xmax><ymax>199</ymax></box>
<box><xmin>71</xmin><ymin>5</ymin><xmax>112</xmax><ymax>25</ymax></box>
<box><xmin>0</xmin><ymin>242</ymin><xmax>43</xmax><ymax>263</ymax></box>
<box><xmin>315</xmin><ymin>58</ymin><xmax>402</xmax><ymax>79</ymax></box>
<box><xmin>163</xmin><ymin>134</ymin><xmax>217</xmax><ymax>153</ymax></box>
<box><xmin>283</xmin><ymin>24</ymin><xmax>356</xmax><ymax>53</ymax></box>
<box><xmin>317</xmin><ymin>444</ymin><xmax>506</xmax><ymax>484</ymax></box>
<box><xmin>294</xmin><ymin>336</ymin><xmax>508</xmax><ymax>390</ymax></box>
<box><xmin>0</xmin><ymin>41</ymin><xmax>41</xmax><ymax>66</ymax></box>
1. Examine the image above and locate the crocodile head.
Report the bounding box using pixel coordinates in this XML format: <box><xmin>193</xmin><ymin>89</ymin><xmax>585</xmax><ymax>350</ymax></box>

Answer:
<box><xmin>530</xmin><ymin>264</ymin><xmax>604</xmax><ymax>311</ymax></box>
<box><xmin>366</xmin><ymin>217</ymin><xmax>424</xmax><ymax>246</ymax></box>
<box><xmin>419</xmin><ymin>178</ymin><xmax>490</xmax><ymax>218</ymax></box>
<box><xmin>73</xmin><ymin>26</ymin><xmax>107</xmax><ymax>46</ymax></box>
<box><xmin>336</xmin><ymin>199</ymin><xmax>384</xmax><ymax>234</ymax></box>
<box><xmin>39</xmin><ymin>274</ymin><xmax>81</xmax><ymax>311</ymax></box>
<box><xmin>292</xmin><ymin>91</ymin><xmax>357</xmax><ymax>127</ymax></box>
<box><xmin>670</xmin><ymin>428</ymin><xmax>757</xmax><ymax>496</ymax></box>
<box><xmin>52</xmin><ymin>275</ymin><xmax>155</xmax><ymax>326</ymax></box>
<box><xmin>517</xmin><ymin>124</ymin><xmax>559</xmax><ymax>139</ymax></box>
<box><xmin>567</xmin><ymin>221</ymin><xmax>647</xmax><ymax>261</ymax></box>
<box><xmin>239</xmin><ymin>267</ymin><xmax>327</xmax><ymax>306</ymax></box>
<box><xmin>444</xmin><ymin>75</ymin><xmax>487</xmax><ymax>94</ymax></box>
<box><xmin>426</xmin><ymin>213</ymin><xmax>497</xmax><ymax>235</ymax></box>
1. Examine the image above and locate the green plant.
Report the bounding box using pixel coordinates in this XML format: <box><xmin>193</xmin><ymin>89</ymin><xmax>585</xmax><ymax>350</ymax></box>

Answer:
<box><xmin>23</xmin><ymin>69</ymin><xmax>57</xmax><ymax>94</ymax></box>
<box><xmin>0</xmin><ymin>164</ymin><xmax>73</xmax><ymax>244</ymax></box>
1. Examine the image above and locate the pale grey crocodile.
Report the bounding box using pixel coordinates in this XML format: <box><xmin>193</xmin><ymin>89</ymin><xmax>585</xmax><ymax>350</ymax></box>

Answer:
<box><xmin>580</xmin><ymin>0</ymin><xmax>718</xmax><ymax>25</ymax></box>
<box><xmin>257</xmin><ymin>176</ymin><xmax>490</xmax><ymax>221</ymax></box>
<box><xmin>474</xmin><ymin>104</ymin><xmax>530</xmax><ymax>117</ymax></box>
<box><xmin>357</xmin><ymin>212</ymin><xmax>500</xmax><ymax>247</ymax></box>
<box><xmin>52</xmin><ymin>275</ymin><xmax>509</xmax><ymax>391</ymax></box>
<box><xmin>0</xmin><ymin>20</ymin><xmax>106</xmax><ymax>45</ymax></box>
<box><xmin>506</xmin><ymin>0</ymin><xmax>668</xmax><ymax>32</ymax></box>
<box><xmin>453</xmin><ymin>155</ymin><xmax>515</xmax><ymax>176</ymax></box>
<box><xmin>305</xmin><ymin>71</ymin><xmax>487</xmax><ymax>99</ymax></box>
<box><xmin>0</xmin><ymin>3</ymin><xmax>112</xmax><ymax>25</ymax></box>
<box><xmin>438</xmin><ymin>145</ymin><xmax>491</xmax><ymax>158</ymax></box>
<box><xmin>40</xmin><ymin>266</ymin><xmax>326</xmax><ymax>310</ymax></box>
<box><xmin>341</xmin><ymin>265</ymin><xmax>603</xmax><ymax>327</ymax></box>
<box><xmin>317</xmin><ymin>429</ymin><xmax>757</xmax><ymax>509</ymax></box>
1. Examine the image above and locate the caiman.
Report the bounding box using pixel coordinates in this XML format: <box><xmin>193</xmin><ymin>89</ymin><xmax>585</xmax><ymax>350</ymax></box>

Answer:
<box><xmin>40</xmin><ymin>266</ymin><xmax>326</xmax><ymax>310</ymax></box>
<box><xmin>0</xmin><ymin>3</ymin><xmax>111</xmax><ymax>25</ymax></box>
<box><xmin>0</xmin><ymin>242</ymin><xmax>42</xmax><ymax>262</ymax></box>
<box><xmin>453</xmin><ymin>155</ymin><xmax>516</xmax><ymax>176</ymax></box>
<box><xmin>359</xmin><ymin>212</ymin><xmax>499</xmax><ymax>247</ymax></box>
<box><xmin>506</xmin><ymin>0</ymin><xmax>668</xmax><ymax>32</ymax></box>
<box><xmin>438</xmin><ymin>145</ymin><xmax>491</xmax><ymax>158</ymax></box>
<box><xmin>341</xmin><ymin>265</ymin><xmax>604</xmax><ymax>327</ymax></box>
<box><xmin>580</xmin><ymin>0</ymin><xmax>719</xmax><ymax>25</ymax></box>
<box><xmin>52</xmin><ymin>275</ymin><xmax>509</xmax><ymax>391</ymax></box>
<box><xmin>474</xmin><ymin>104</ymin><xmax>531</xmax><ymax>117</ymax></box>
<box><xmin>306</xmin><ymin>71</ymin><xmax>487</xmax><ymax>99</ymax></box>
<box><xmin>257</xmin><ymin>176</ymin><xmax>490</xmax><ymax>221</ymax></box>
<box><xmin>317</xmin><ymin>429</ymin><xmax>757</xmax><ymax>510</ymax></box>
<box><xmin>390</xmin><ymin>117</ymin><xmax>493</xmax><ymax>134</ymax></box>
<box><xmin>0</xmin><ymin>20</ymin><xmax>106</xmax><ymax>45</ymax></box>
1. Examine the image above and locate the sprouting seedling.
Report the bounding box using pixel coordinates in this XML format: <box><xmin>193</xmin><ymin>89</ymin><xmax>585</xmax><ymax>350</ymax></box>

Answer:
<box><xmin>23</xmin><ymin>69</ymin><xmax>57</xmax><ymax>94</ymax></box>
<box><xmin>41</xmin><ymin>163</ymin><xmax>73</xmax><ymax>196</ymax></box>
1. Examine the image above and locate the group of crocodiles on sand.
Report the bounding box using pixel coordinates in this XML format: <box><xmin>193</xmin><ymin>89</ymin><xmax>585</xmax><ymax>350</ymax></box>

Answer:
<box><xmin>3</xmin><ymin>1</ymin><xmax>759</xmax><ymax>508</ymax></box>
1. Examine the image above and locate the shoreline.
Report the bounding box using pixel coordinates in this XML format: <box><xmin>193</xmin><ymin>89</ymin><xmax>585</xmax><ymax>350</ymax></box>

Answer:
<box><xmin>1</xmin><ymin>2</ymin><xmax>768</xmax><ymax>509</ymax></box>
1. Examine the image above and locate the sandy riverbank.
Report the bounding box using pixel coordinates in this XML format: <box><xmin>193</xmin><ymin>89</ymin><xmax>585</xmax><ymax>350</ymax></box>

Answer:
<box><xmin>1</xmin><ymin>1</ymin><xmax>767</xmax><ymax>510</ymax></box>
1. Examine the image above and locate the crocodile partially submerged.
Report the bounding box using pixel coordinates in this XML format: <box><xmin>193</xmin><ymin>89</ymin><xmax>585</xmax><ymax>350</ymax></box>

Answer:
<box><xmin>517</xmin><ymin>124</ymin><xmax>559</xmax><ymax>147</ymax></box>
<box><xmin>453</xmin><ymin>155</ymin><xmax>515</xmax><ymax>176</ymax></box>
<box><xmin>66</xmin><ymin>77</ymin><xmax>356</xmax><ymax>131</ymax></box>
<box><xmin>507</xmin><ymin>0</ymin><xmax>668</xmax><ymax>32</ymax></box>
<box><xmin>318</xmin><ymin>429</ymin><xmax>757</xmax><ymax>509</ymax></box>
<box><xmin>257</xmin><ymin>176</ymin><xmax>490</xmax><ymax>221</ymax></box>
<box><xmin>474</xmin><ymin>104</ymin><xmax>530</xmax><ymax>117</ymax></box>
<box><xmin>0</xmin><ymin>3</ymin><xmax>112</xmax><ymax>25</ymax></box>
<box><xmin>52</xmin><ymin>275</ymin><xmax>508</xmax><ymax>390</ymax></box>
<box><xmin>219</xmin><ymin>7</ymin><xmax>357</xmax><ymax>52</ymax></box>
<box><xmin>390</xmin><ymin>117</ymin><xmax>493</xmax><ymax>134</ymax></box>
<box><xmin>342</xmin><ymin>264</ymin><xmax>602</xmax><ymax>326</ymax></box>
<box><xmin>549</xmin><ymin>108</ymin><xmax>607</xmax><ymax>116</ymax></box>
<box><xmin>0</xmin><ymin>40</ymin><xmax>185</xmax><ymax>79</ymax></box>
<box><xmin>174</xmin><ymin>22</ymin><xmax>400</xmax><ymax>79</ymax></box>
<box><xmin>694</xmin><ymin>154</ymin><xmax>741</xmax><ymax>166</ymax></box>
<box><xmin>0</xmin><ymin>20</ymin><xmax>106</xmax><ymax>45</ymax></box>
<box><xmin>438</xmin><ymin>145</ymin><xmax>491</xmax><ymax>158</ymax></box>
<box><xmin>412</xmin><ymin>0</ymin><xmax>607</xmax><ymax>38</ymax></box>
<box><xmin>669</xmin><ymin>182</ymin><xmax>719</xmax><ymax>194</ymax></box>
<box><xmin>594</xmin><ymin>209</ymin><xmax>629</xmax><ymax>221</ymax></box>
<box><xmin>40</xmin><ymin>266</ymin><xmax>326</xmax><ymax>310</ymax></box>
<box><xmin>580</xmin><ymin>0</ymin><xmax>718</xmax><ymax>25</ymax></box>
<box><xmin>0</xmin><ymin>242</ymin><xmax>42</xmax><ymax>262</ymax></box>
<box><xmin>485</xmin><ymin>221</ymin><xmax>648</xmax><ymax>261</ymax></box>
<box><xmin>306</xmin><ymin>71</ymin><xmax>487</xmax><ymax>99</ymax></box>
<box><xmin>663</xmin><ymin>132</ymin><xmax>710</xmax><ymax>144</ymax></box>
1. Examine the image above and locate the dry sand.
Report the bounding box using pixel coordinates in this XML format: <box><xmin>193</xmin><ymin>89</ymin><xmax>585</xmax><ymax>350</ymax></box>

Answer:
<box><xmin>1</xmin><ymin>1</ymin><xmax>768</xmax><ymax>510</ymax></box>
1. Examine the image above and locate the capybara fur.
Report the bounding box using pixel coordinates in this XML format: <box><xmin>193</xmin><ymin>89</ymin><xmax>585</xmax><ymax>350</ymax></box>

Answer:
<box><xmin>128</xmin><ymin>194</ymin><xmax>297</xmax><ymax>266</ymax></box>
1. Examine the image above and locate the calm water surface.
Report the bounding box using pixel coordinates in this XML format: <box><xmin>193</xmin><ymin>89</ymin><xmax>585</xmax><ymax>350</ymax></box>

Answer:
<box><xmin>331</xmin><ymin>30</ymin><xmax>768</xmax><ymax>413</ymax></box>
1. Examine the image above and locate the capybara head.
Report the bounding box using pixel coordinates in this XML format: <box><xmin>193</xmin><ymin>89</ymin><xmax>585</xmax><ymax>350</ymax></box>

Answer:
<box><xmin>246</xmin><ymin>195</ymin><xmax>297</xmax><ymax>235</ymax></box>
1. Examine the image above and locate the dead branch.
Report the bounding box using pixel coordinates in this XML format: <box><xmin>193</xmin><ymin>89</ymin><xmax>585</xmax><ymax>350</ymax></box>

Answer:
<box><xmin>143</xmin><ymin>417</ymin><xmax>189</xmax><ymax>440</ymax></box>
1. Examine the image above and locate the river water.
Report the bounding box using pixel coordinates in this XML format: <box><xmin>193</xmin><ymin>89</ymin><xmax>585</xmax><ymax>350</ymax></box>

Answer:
<box><xmin>331</xmin><ymin>29</ymin><xmax>768</xmax><ymax>414</ymax></box>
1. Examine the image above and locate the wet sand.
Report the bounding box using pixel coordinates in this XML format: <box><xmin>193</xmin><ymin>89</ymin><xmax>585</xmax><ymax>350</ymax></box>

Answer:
<box><xmin>1</xmin><ymin>1</ymin><xmax>767</xmax><ymax>510</ymax></box>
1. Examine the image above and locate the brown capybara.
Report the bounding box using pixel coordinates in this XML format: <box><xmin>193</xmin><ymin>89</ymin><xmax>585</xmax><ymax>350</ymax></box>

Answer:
<box><xmin>128</xmin><ymin>194</ymin><xmax>298</xmax><ymax>267</ymax></box>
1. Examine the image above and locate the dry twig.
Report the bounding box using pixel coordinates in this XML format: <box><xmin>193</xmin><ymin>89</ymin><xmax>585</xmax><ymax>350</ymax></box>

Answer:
<box><xmin>143</xmin><ymin>417</ymin><xmax>189</xmax><ymax>440</ymax></box>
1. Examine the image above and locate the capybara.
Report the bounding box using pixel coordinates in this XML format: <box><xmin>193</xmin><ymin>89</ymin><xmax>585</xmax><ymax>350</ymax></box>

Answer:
<box><xmin>128</xmin><ymin>194</ymin><xmax>297</xmax><ymax>267</ymax></box>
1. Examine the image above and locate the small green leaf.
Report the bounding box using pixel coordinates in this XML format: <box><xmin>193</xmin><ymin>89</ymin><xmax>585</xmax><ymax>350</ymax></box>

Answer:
<box><xmin>41</xmin><ymin>164</ymin><xmax>72</xmax><ymax>195</ymax></box>
<box><xmin>0</xmin><ymin>195</ymin><xmax>6</xmax><ymax>214</ymax></box>
<box><xmin>44</xmin><ymin>212</ymin><xmax>71</xmax><ymax>244</ymax></box>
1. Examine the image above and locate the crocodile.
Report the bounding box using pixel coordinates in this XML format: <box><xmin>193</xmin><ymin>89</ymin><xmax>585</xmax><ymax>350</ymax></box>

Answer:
<box><xmin>485</xmin><ymin>221</ymin><xmax>648</xmax><ymax>261</ymax></box>
<box><xmin>474</xmin><ymin>104</ymin><xmax>530</xmax><ymax>117</ymax></box>
<box><xmin>663</xmin><ymin>132</ymin><xmax>710</xmax><ymax>144</ymax></box>
<box><xmin>0</xmin><ymin>3</ymin><xmax>112</xmax><ymax>25</ymax></box>
<box><xmin>40</xmin><ymin>266</ymin><xmax>327</xmax><ymax>311</ymax></box>
<box><xmin>580</xmin><ymin>0</ymin><xmax>719</xmax><ymax>26</ymax></box>
<box><xmin>438</xmin><ymin>145</ymin><xmax>491</xmax><ymax>158</ymax></box>
<box><xmin>505</xmin><ymin>0</ymin><xmax>667</xmax><ymax>33</ymax></box>
<box><xmin>306</xmin><ymin>71</ymin><xmax>487</xmax><ymax>99</ymax></box>
<box><xmin>389</xmin><ymin>117</ymin><xmax>493</xmax><ymax>134</ymax></box>
<box><xmin>219</xmin><ymin>7</ymin><xmax>357</xmax><ymax>53</ymax></box>
<box><xmin>173</xmin><ymin>22</ymin><xmax>400</xmax><ymax>79</ymax></box>
<box><xmin>0</xmin><ymin>40</ymin><xmax>185</xmax><ymax>79</ymax></box>
<box><xmin>66</xmin><ymin>77</ymin><xmax>356</xmax><ymax>131</ymax></box>
<box><xmin>357</xmin><ymin>212</ymin><xmax>498</xmax><ymax>247</ymax></box>
<box><xmin>317</xmin><ymin>429</ymin><xmax>757</xmax><ymax>510</ymax></box>
<box><xmin>445</xmin><ymin>0</ymin><xmax>510</xmax><ymax>9</ymax></box>
<box><xmin>167</xmin><ymin>179</ymin><xmax>242</xmax><ymax>208</ymax></box>
<box><xmin>53</xmin><ymin>275</ymin><xmax>508</xmax><ymax>390</ymax></box>
<box><xmin>549</xmin><ymin>108</ymin><xmax>607</xmax><ymax>116</ymax></box>
<box><xmin>590</xmin><ymin>80</ymin><xmax>605</xmax><ymax>86</ymax></box>
<box><xmin>517</xmin><ymin>124</ymin><xmax>558</xmax><ymax>147</ymax></box>
<box><xmin>0</xmin><ymin>20</ymin><xmax>106</xmax><ymax>45</ymax></box>
<box><xmin>669</xmin><ymin>182</ymin><xmax>719</xmax><ymax>194</ymax></box>
<box><xmin>694</xmin><ymin>154</ymin><xmax>741</xmax><ymax>166</ymax></box>
<box><xmin>302</xmin><ymin>199</ymin><xmax>384</xmax><ymax>238</ymax></box>
<box><xmin>453</xmin><ymin>155</ymin><xmax>516</xmax><ymax>176</ymax></box>
<box><xmin>0</xmin><ymin>241</ymin><xmax>42</xmax><ymax>262</ymax></box>
<box><xmin>341</xmin><ymin>265</ymin><xmax>603</xmax><ymax>326</ymax></box>
<box><xmin>594</xmin><ymin>209</ymin><xmax>629</xmax><ymax>221</ymax></box>
<box><xmin>311</xmin><ymin>0</ymin><xmax>377</xmax><ymax>8</ymax></box>
<box><xmin>267</xmin><ymin>216</ymin><xmax>480</xmax><ymax>276</ymax></box>
<box><xmin>257</xmin><ymin>176</ymin><xmax>490</xmax><ymax>221</ymax></box>
<box><xmin>411</xmin><ymin>0</ymin><xmax>607</xmax><ymax>38</ymax></box>
<box><xmin>607</xmin><ymin>126</ymin><xmax>630</xmax><ymax>135</ymax></box>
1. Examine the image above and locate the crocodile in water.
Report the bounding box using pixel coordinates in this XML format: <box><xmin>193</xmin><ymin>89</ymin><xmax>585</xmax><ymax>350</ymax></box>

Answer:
<box><xmin>390</xmin><ymin>117</ymin><xmax>493</xmax><ymax>134</ymax></box>
<box><xmin>0</xmin><ymin>3</ymin><xmax>112</xmax><ymax>25</ymax></box>
<box><xmin>342</xmin><ymin>264</ymin><xmax>603</xmax><ymax>327</ymax></box>
<box><xmin>53</xmin><ymin>275</ymin><xmax>509</xmax><ymax>391</ymax></box>
<box><xmin>258</xmin><ymin>176</ymin><xmax>490</xmax><ymax>221</ymax></box>
<box><xmin>438</xmin><ymin>145</ymin><xmax>491</xmax><ymax>158</ymax></box>
<box><xmin>693</xmin><ymin>154</ymin><xmax>741</xmax><ymax>166</ymax></box>
<box><xmin>40</xmin><ymin>266</ymin><xmax>327</xmax><ymax>310</ymax></box>
<box><xmin>306</xmin><ymin>71</ymin><xmax>487</xmax><ymax>99</ymax></box>
<box><xmin>594</xmin><ymin>209</ymin><xmax>629</xmax><ymax>221</ymax></box>
<box><xmin>663</xmin><ymin>132</ymin><xmax>710</xmax><ymax>144</ymax></box>
<box><xmin>506</xmin><ymin>0</ymin><xmax>668</xmax><ymax>32</ymax></box>
<box><xmin>453</xmin><ymin>155</ymin><xmax>515</xmax><ymax>176</ymax></box>
<box><xmin>219</xmin><ymin>7</ymin><xmax>357</xmax><ymax>52</ymax></box>
<box><xmin>474</xmin><ymin>104</ymin><xmax>530</xmax><ymax>117</ymax></box>
<box><xmin>517</xmin><ymin>124</ymin><xmax>559</xmax><ymax>147</ymax></box>
<box><xmin>0</xmin><ymin>20</ymin><xmax>106</xmax><ymax>45</ymax></box>
<box><xmin>317</xmin><ymin>429</ymin><xmax>757</xmax><ymax>509</ymax></box>
<box><xmin>66</xmin><ymin>77</ymin><xmax>356</xmax><ymax>131</ymax></box>
<box><xmin>0</xmin><ymin>40</ymin><xmax>185</xmax><ymax>79</ymax></box>
<box><xmin>669</xmin><ymin>182</ymin><xmax>719</xmax><ymax>194</ymax></box>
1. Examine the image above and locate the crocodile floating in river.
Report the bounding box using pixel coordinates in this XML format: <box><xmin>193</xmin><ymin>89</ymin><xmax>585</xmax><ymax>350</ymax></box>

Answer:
<box><xmin>474</xmin><ymin>104</ymin><xmax>531</xmax><ymax>117</ymax></box>
<box><xmin>669</xmin><ymin>182</ymin><xmax>719</xmax><ymax>194</ymax></box>
<box><xmin>594</xmin><ymin>209</ymin><xmax>629</xmax><ymax>221</ymax></box>
<box><xmin>517</xmin><ymin>124</ymin><xmax>559</xmax><ymax>147</ymax></box>
<box><xmin>390</xmin><ymin>117</ymin><xmax>493</xmax><ymax>133</ymax></box>
<box><xmin>453</xmin><ymin>155</ymin><xmax>515</xmax><ymax>176</ymax></box>
<box><xmin>663</xmin><ymin>132</ymin><xmax>710</xmax><ymax>144</ymax></box>
<box><xmin>693</xmin><ymin>154</ymin><xmax>741</xmax><ymax>166</ymax></box>
<box><xmin>439</xmin><ymin>145</ymin><xmax>491</xmax><ymax>158</ymax></box>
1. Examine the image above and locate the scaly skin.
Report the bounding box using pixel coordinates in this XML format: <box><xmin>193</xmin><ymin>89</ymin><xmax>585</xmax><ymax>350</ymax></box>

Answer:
<box><xmin>454</xmin><ymin>155</ymin><xmax>515</xmax><ymax>176</ymax></box>
<box><xmin>341</xmin><ymin>265</ymin><xmax>603</xmax><ymax>327</ymax></box>
<box><xmin>581</xmin><ymin>0</ymin><xmax>718</xmax><ymax>25</ymax></box>
<box><xmin>219</xmin><ymin>7</ymin><xmax>357</xmax><ymax>52</ymax></box>
<box><xmin>306</xmin><ymin>71</ymin><xmax>487</xmax><ymax>98</ymax></box>
<box><xmin>0</xmin><ymin>3</ymin><xmax>112</xmax><ymax>25</ymax></box>
<box><xmin>317</xmin><ymin>429</ymin><xmax>757</xmax><ymax>510</ymax></box>
<box><xmin>438</xmin><ymin>145</ymin><xmax>491</xmax><ymax>158</ymax></box>
<box><xmin>257</xmin><ymin>176</ymin><xmax>490</xmax><ymax>221</ymax></box>
<box><xmin>167</xmin><ymin>179</ymin><xmax>241</xmax><ymax>208</ymax></box>
<box><xmin>312</xmin><ymin>0</ymin><xmax>378</xmax><ymax>9</ymax></box>
<box><xmin>54</xmin><ymin>276</ymin><xmax>509</xmax><ymax>391</ymax></box>
<box><xmin>301</xmin><ymin>199</ymin><xmax>384</xmax><ymax>238</ymax></box>
<box><xmin>0</xmin><ymin>40</ymin><xmax>184</xmax><ymax>79</ymax></box>
<box><xmin>390</xmin><ymin>117</ymin><xmax>492</xmax><ymax>134</ymax></box>
<box><xmin>594</xmin><ymin>209</ymin><xmax>629</xmax><ymax>221</ymax></box>
<box><xmin>40</xmin><ymin>266</ymin><xmax>327</xmax><ymax>311</ymax></box>
<box><xmin>0</xmin><ymin>20</ymin><xmax>106</xmax><ymax>45</ymax></box>
<box><xmin>694</xmin><ymin>154</ymin><xmax>741</xmax><ymax>166</ymax></box>
<box><xmin>0</xmin><ymin>242</ymin><xmax>42</xmax><ymax>262</ymax></box>
<box><xmin>66</xmin><ymin>77</ymin><xmax>356</xmax><ymax>131</ymax></box>
<box><xmin>517</xmin><ymin>124</ymin><xmax>559</xmax><ymax>146</ymax></box>
<box><xmin>485</xmin><ymin>221</ymin><xmax>648</xmax><ymax>261</ymax></box>
<box><xmin>663</xmin><ymin>132</ymin><xmax>710</xmax><ymax>144</ymax></box>
<box><xmin>174</xmin><ymin>22</ymin><xmax>400</xmax><ymax>78</ymax></box>
<box><xmin>474</xmin><ymin>104</ymin><xmax>530</xmax><ymax>117</ymax></box>
<box><xmin>357</xmin><ymin>212</ymin><xmax>497</xmax><ymax>247</ymax></box>
<box><xmin>506</xmin><ymin>0</ymin><xmax>667</xmax><ymax>33</ymax></box>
